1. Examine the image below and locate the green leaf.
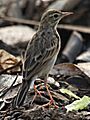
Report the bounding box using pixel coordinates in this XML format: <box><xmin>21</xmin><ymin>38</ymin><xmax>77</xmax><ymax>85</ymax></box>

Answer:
<box><xmin>65</xmin><ymin>96</ymin><xmax>90</xmax><ymax>112</ymax></box>
<box><xmin>60</xmin><ymin>88</ymin><xmax>80</xmax><ymax>99</ymax></box>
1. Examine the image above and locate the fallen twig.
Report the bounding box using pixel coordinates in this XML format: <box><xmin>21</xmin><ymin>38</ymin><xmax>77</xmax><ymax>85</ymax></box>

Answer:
<box><xmin>0</xmin><ymin>15</ymin><xmax>90</xmax><ymax>34</ymax></box>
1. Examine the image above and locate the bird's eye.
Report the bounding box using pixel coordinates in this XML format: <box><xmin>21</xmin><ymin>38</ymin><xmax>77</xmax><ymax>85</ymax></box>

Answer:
<box><xmin>53</xmin><ymin>14</ymin><xmax>59</xmax><ymax>18</ymax></box>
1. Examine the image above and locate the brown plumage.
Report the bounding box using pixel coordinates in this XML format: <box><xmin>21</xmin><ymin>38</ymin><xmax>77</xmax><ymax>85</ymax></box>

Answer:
<box><xmin>12</xmin><ymin>9</ymin><xmax>72</xmax><ymax>107</ymax></box>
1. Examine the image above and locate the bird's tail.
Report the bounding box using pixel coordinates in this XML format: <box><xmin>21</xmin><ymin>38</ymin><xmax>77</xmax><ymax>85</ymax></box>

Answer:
<box><xmin>12</xmin><ymin>80</ymin><xmax>30</xmax><ymax>108</ymax></box>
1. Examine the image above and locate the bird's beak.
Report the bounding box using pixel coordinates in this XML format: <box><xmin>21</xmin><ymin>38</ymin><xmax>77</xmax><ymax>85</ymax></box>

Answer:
<box><xmin>61</xmin><ymin>11</ymin><xmax>73</xmax><ymax>17</ymax></box>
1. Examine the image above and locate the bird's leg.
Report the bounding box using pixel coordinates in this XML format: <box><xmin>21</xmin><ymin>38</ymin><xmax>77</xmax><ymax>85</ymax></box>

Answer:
<box><xmin>31</xmin><ymin>82</ymin><xmax>44</xmax><ymax>105</ymax></box>
<box><xmin>44</xmin><ymin>79</ymin><xmax>58</xmax><ymax>108</ymax></box>
<box><xmin>34</xmin><ymin>84</ymin><xmax>42</xmax><ymax>96</ymax></box>
<box><xmin>44</xmin><ymin>80</ymin><xmax>54</xmax><ymax>104</ymax></box>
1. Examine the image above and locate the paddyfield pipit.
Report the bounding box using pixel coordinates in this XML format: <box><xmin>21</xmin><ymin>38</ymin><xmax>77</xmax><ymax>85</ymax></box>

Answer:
<box><xmin>12</xmin><ymin>9</ymin><xmax>72</xmax><ymax>108</ymax></box>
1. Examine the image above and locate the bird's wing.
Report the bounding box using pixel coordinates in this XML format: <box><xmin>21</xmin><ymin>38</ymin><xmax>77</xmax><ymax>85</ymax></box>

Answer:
<box><xmin>23</xmin><ymin>31</ymin><xmax>58</xmax><ymax>79</ymax></box>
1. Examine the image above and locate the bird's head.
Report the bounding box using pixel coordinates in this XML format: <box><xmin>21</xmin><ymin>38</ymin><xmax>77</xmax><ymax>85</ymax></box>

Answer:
<box><xmin>40</xmin><ymin>9</ymin><xmax>72</xmax><ymax>28</ymax></box>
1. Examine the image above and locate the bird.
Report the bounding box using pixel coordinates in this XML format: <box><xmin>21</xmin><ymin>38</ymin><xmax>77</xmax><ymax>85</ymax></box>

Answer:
<box><xmin>12</xmin><ymin>9</ymin><xmax>72</xmax><ymax>108</ymax></box>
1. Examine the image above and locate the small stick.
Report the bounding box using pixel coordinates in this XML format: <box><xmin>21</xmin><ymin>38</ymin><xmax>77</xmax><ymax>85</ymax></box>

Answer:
<box><xmin>0</xmin><ymin>15</ymin><xmax>90</xmax><ymax>34</ymax></box>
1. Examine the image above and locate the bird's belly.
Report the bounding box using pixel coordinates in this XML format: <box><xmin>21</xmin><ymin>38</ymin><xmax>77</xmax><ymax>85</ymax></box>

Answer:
<box><xmin>39</xmin><ymin>53</ymin><xmax>58</xmax><ymax>77</ymax></box>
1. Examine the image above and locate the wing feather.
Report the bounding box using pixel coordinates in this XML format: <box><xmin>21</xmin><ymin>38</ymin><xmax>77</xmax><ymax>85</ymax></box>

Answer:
<box><xmin>23</xmin><ymin>31</ymin><xmax>59</xmax><ymax>79</ymax></box>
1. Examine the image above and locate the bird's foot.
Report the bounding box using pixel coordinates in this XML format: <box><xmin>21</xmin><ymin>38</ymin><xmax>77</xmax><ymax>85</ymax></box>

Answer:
<box><xmin>44</xmin><ymin>83</ymin><xmax>59</xmax><ymax>108</ymax></box>
<box><xmin>49</xmin><ymin>99</ymin><xmax>59</xmax><ymax>108</ymax></box>
<box><xmin>41</xmin><ymin>99</ymin><xmax>59</xmax><ymax>108</ymax></box>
